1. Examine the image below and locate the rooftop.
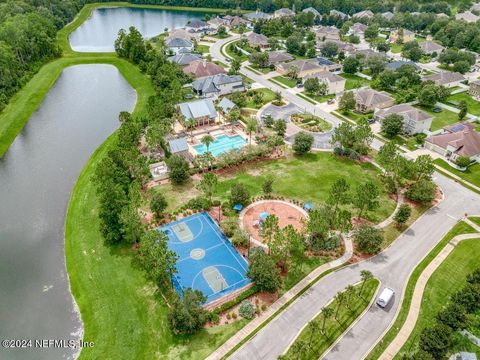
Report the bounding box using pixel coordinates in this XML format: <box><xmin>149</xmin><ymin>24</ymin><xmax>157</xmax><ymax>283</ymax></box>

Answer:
<box><xmin>426</xmin><ymin>129</ymin><xmax>480</xmax><ymax>157</ymax></box>
<box><xmin>183</xmin><ymin>60</ymin><xmax>226</xmax><ymax>78</ymax></box>
<box><xmin>268</xmin><ymin>51</ymin><xmax>294</xmax><ymax>65</ymax></box>
<box><xmin>192</xmin><ymin>74</ymin><xmax>243</xmax><ymax>94</ymax></box>
<box><xmin>423</xmin><ymin>71</ymin><xmax>465</xmax><ymax>85</ymax></box>
<box><xmin>247</xmin><ymin>32</ymin><xmax>269</xmax><ymax>46</ymax></box>
<box><xmin>376</xmin><ymin>104</ymin><xmax>432</xmax><ymax>122</ymax></box>
<box><xmin>354</xmin><ymin>89</ymin><xmax>394</xmax><ymax>107</ymax></box>
<box><xmin>178</xmin><ymin>98</ymin><xmax>218</xmax><ymax>120</ymax></box>
<box><xmin>168</xmin><ymin>52</ymin><xmax>202</xmax><ymax>66</ymax></box>
<box><xmin>168</xmin><ymin>138</ymin><xmax>189</xmax><ymax>153</ymax></box>
<box><xmin>277</xmin><ymin>59</ymin><xmax>323</xmax><ymax>73</ymax></box>
<box><xmin>165</xmin><ymin>37</ymin><xmax>193</xmax><ymax>48</ymax></box>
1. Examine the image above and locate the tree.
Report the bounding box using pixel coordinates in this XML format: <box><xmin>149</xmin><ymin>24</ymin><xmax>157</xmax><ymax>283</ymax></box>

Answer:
<box><xmin>227</xmin><ymin>107</ymin><xmax>240</xmax><ymax>131</ymax></box>
<box><xmin>252</xmin><ymin>90</ymin><xmax>264</xmax><ymax>105</ymax></box>
<box><xmin>455</xmin><ymin>155</ymin><xmax>471</xmax><ymax>168</ymax></box>
<box><xmin>327</xmin><ymin>178</ymin><xmax>351</xmax><ymax>216</ymax></box>
<box><xmin>453</xmin><ymin>60</ymin><xmax>470</xmax><ymax>74</ymax></box>
<box><xmin>262</xmin><ymin>175</ymin><xmax>274</xmax><ymax>196</ymax></box>
<box><xmin>274</xmin><ymin>119</ymin><xmax>287</xmax><ymax>137</ymax></box>
<box><xmin>458</xmin><ymin>99</ymin><xmax>468</xmax><ymax>120</ymax></box>
<box><xmin>293</xmin><ymin>132</ymin><xmax>314</xmax><ymax>155</ymax></box>
<box><xmin>120</xmin><ymin>202</ymin><xmax>145</xmax><ymax>244</ymax></box>
<box><xmin>406</xmin><ymin>179</ymin><xmax>436</xmax><ymax>204</ymax></box>
<box><xmin>166</xmin><ymin>155</ymin><xmax>190</xmax><ymax>184</ymax></box>
<box><xmin>168</xmin><ymin>289</ymin><xmax>208</xmax><ymax>334</ymax></box>
<box><xmin>321</xmin><ymin>41</ymin><xmax>339</xmax><ymax>58</ymax></box>
<box><xmin>436</xmin><ymin>303</ymin><xmax>468</xmax><ymax>331</ymax></box>
<box><xmin>246</xmin><ymin>250</ymin><xmax>281</xmax><ymax>293</ymax></box>
<box><xmin>229</xmin><ymin>58</ymin><xmax>241</xmax><ymax>75</ymax></box>
<box><xmin>381</xmin><ymin>114</ymin><xmax>404</xmax><ymax>138</ymax></box>
<box><xmin>343</xmin><ymin>56</ymin><xmax>360</xmax><ymax>74</ymax></box>
<box><xmin>338</xmin><ymin>92</ymin><xmax>356</xmax><ymax>114</ymax></box>
<box><xmin>239</xmin><ymin>300</ymin><xmax>256</xmax><ymax>319</ymax></box>
<box><xmin>354</xmin><ymin>225</ymin><xmax>383</xmax><ymax>254</ymax></box>
<box><xmin>196</xmin><ymin>172</ymin><xmax>218</xmax><ymax>202</ymax></box>
<box><xmin>201</xmin><ymin>134</ymin><xmax>214</xmax><ymax>154</ymax></box>
<box><xmin>353</xmin><ymin>181</ymin><xmax>379</xmax><ymax>218</ymax></box>
<box><xmin>359</xmin><ymin>270</ymin><xmax>373</xmax><ymax>296</ymax></box>
<box><xmin>262</xmin><ymin>214</ymin><xmax>279</xmax><ymax>246</ymax></box>
<box><xmin>394</xmin><ymin>204</ymin><xmax>412</xmax><ymax>227</ymax></box>
<box><xmin>334</xmin><ymin>291</ymin><xmax>345</xmax><ymax>319</ymax></box>
<box><xmin>307</xmin><ymin>319</ymin><xmax>321</xmax><ymax>348</ymax></box>
<box><xmin>345</xmin><ymin>284</ymin><xmax>356</xmax><ymax>309</ymax></box>
<box><xmin>217</xmin><ymin>25</ymin><xmax>227</xmax><ymax>37</ymax></box>
<box><xmin>184</xmin><ymin>118</ymin><xmax>197</xmax><ymax>138</ymax></box>
<box><xmin>452</xmin><ymin>283</ymin><xmax>480</xmax><ymax>313</ymax></box>
<box><xmin>287</xmin><ymin>64</ymin><xmax>299</xmax><ymax>79</ymax></box>
<box><xmin>321</xmin><ymin>307</ymin><xmax>334</xmax><ymax>333</ymax></box>
<box><xmin>366</xmin><ymin>55</ymin><xmax>386</xmax><ymax>78</ymax></box>
<box><xmin>364</xmin><ymin>23</ymin><xmax>379</xmax><ymax>41</ymax></box>
<box><xmin>150</xmin><ymin>191</ymin><xmax>168</xmax><ymax>219</ymax></box>
<box><xmin>270</xmin><ymin>224</ymin><xmax>290</xmax><ymax>271</ymax></box>
<box><xmin>246</xmin><ymin>118</ymin><xmax>257</xmax><ymax>145</ymax></box>
<box><xmin>229</xmin><ymin>183</ymin><xmax>250</xmax><ymax>206</ymax></box>
<box><xmin>402</xmin><ymin>41</ymin><xmax>423</xmax><ymax>62</ymax></box>
<box><xmin>419</xmin><ymin>324</ymin><xmax>452</xmax><ymax>359</ymax></box>
<box><xmin>249</xmin><ymin>51</ymin><xmax>269</xmax><ymax>68</ymax></box>
<box><xmin>286</xmin><ymin>34</ymin><xmax>304</xmax><ymax>55</ymax></box>
<box><xmin>304</xmin><ymin>77</ymin><xmax>321</xmax><ymax>94</ymax></box>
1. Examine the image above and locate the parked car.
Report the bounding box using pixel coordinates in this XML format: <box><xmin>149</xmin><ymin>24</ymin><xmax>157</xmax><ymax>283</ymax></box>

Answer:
<box><xmin>376</xmin><ymin>287</ymin><xmax>395</xmax><ymax>308</ymax></box>
<box><xmin>432</xmin><ymin>107</ymin><xmax>442</xmax><ymax>113</ymax></box>
<box><xmin>296</xmin><ymin>83</ymin><xmax>304</xmax><ymax>88</ymax></box>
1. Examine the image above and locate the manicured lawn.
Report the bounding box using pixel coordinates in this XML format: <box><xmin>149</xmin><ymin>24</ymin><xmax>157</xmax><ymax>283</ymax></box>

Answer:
<box><xmin>305</xmin><ymin>92</ymin><xmax>335</xmax><ymax>103</ymax></box>
<box><xmin>390</xmin><ymin>43</ymin><xmax>403</xmax><ymax>54</ymax></box>
<box><xmin>366</xmin><ymin>221</ymin><xmax>478</xmax><ymax>360</ymax></box>
<box><xmin>290</xmin><ymin>113</ymin><xmax>333</xmax><ymax>132</ymax></box>
<box><xmin>282</xmin><ymin>278</ymin><xmax>379</xmax><ymax>360</ymax></box>
<box><xmin>281</xmin><ymin>257</ymin><xmax>330</xmax><ymax>294</ymax></box>
<box><xmin>398</xmin><ymin>238</ymin><xmax>480</xmax><ymax>357</ymax></box>
<box><xmin>340</xmin><ymin>73</ymin><xmax>371</xmax><ymax>90</ymax></box>
<box><xmin>470</xmin><ymin>217</ymin><xmax>480</xmax><ymax>227</ymax></box>
<box><xmin>448</xmin><ymin>92</ymin><xmax>480</xmax><ymax>116</ymax></box>
<box><xmin>196</xmin><ymin>44</ymin><xmax>210</xmax><ymax>54</ymax></box>
<box><xmin>248</xmin><ymin>65</ymin><xmax>271</xmax><ymax>74</ymax></box>
<box><xmin>272</xmin><ymin>76</ymin><xmax>297</xmax><ymax>88</ymax></box>
<box><xmin>224</xmin><ymin>40</ymin><xmax>248</xmax><ymax>61</ymax></box>
<box><xmin>434</xmin><ymin>159</ymin><xmax>480</xmax><ymax>188</ymax></box>
<box><xmin>157</xmin><ymin>152</ymin><xmax>397</xmax><ymax>224</ymax></box>
<box><xmin>414</xmin><ymin>105</ymin><xmax>459</xmax><ymax>131</ymax></box>
<box><xmin>244</xmin><ymin>88</ymin><xmax>277</xmax><ymax>109</ymax></box>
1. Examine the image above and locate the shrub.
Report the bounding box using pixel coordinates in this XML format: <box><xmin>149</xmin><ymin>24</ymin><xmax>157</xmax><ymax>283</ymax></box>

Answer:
<box><xmin>166</xmin><ymin>155</ymin><xmax>190</xmax><ymax>184</ymax></box>
<box><xmin>354</xmin><ymin>224</ymin><xmax>384</xmax><ymax>254</ymax></box>
<box><xmin>246</xmin><ymin>251</ymin><xmax>281</xmax><ymax>293</ymax></box>
<box><xmin>406</xmin><ymin>179</ymin><xmax>436</xmax><ymax>204</ymax></box>
<box><xmin>394</xmin><ymin>204</ymin><xmax>412</xmax><ymax>226</ymax></box>
<box><xmin>455</xmin><ymin>155</ymin><xmax>471</xmax><ymax>168</ymax></box>
<box><xmin>229</xmin><ymin>183</ymin><xmax>250</xmax><ymax>207</ymax></box>
<box><xmin>292</xmin><ymin>132</ymin><xmax>314</xmax><ymax>155</ymax></box>
<box><xmin>239</xmin><ymin>300</ymin><xmax>256</xmax><ymax>319</ymax></box>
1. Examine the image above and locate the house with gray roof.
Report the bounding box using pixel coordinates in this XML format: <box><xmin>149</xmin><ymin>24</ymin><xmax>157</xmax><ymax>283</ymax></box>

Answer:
<box><xmin>348</xmin><ymin>23</ymin><xmax>368</xmax><ymax>38</ymax></box>
<box><xmin>303</xmin><ymin>71</ymin><xmax>345</xmax><ymax>94</ymax></box>
<box><xmin>450</xmin><ymin>352</ymin><xmax>478</xmax><ymax>360</ymax></box>
<box><xmin>423</xmin><ymin>71</ymin><xmax>466</xmax><ymax>88</ymax></box>
<box><xmin>353</xmin><ymin>10</ymin><xmax>374</xmax><ymax>19</ymax></box>
<box><xmin>386</xmin><ymin>60</ymin><xmax>421</xmax><ymax>71</ymax></box>
<box><xmin>381</xmin><ymin>11</ymin><xmax>394</xmax><ymax>20</ymax></box>
<box><xmin>419</xmin><ymin>40</ymin><xmax>444</xmax><ymax>55</ymax></box>
<box><xmin>375</xmin><ymin>104</ymin><xmax>432</xmax><ymax>135</ymax></box>
<box><xmin>186</xmin><ymin>19</ymin><xmax>208</xmax><ymax>31</ymax></box>
<box><xmin>247</xmin><ymin>32</ymin><xmax>269</xmax><ymax>48</ymax></box>
<box><xmin>168</xmin><ymin>137</ymin><xmax>189</xmax><ymax>156</ymax></box>
<box><xmin>267</xmin><ymin>51</ymin><xmax>294</xmax><ymax>65</ymax></box>
<box><xmin>330</xmin><ymin>9</ymin><xmax>348</xmax><ymax>19</ymax></box>
<box><xmin>168</xmin><ymin>52</ymin><xmax>202</xmax><ymax>66</ymax></box>
<box><xmin>274</xmin><ymin>8</ymin><xmax>295</xmax><ymax>18</ymax></box>
<box><xmin>426</xmin><ymin>128</ymin><xmax>480</xmax><ymax>162</ymax></box>
<box><xmin>165</xmin><ymin>37</ymin><xmax>194</xmax><ymax>55</ymax></box>
<box><xmin>456</xmin><ymin>11</ymin><xmax>480</xmax><ymax>23</ymax></box>
<box><xmin>245</xmin><ymin>10</ymin><xmax>272</xmax><ymax>21</ymax></box>
<box><xmin>353</xmin><ymin>89</ymin><xmax>394</xmax><ymax>113</ymax></box>
<box><xmin>314</xmin><ymin>25</ymin><xmax>341</xmax><ymax>42</ymax></box>
<box><xmin>302</xmin><ymin>7</ymin><xmax>322</xmax><ymax>20</ymax></box>
<box><xmin>218</xmin><ymin>97</ymin><xmax>236</xmax><ymax>113</ymax></box>
<box><xmin>178</xmin><ymin>98</ymin><xmax>218</xmax><ymax>126</ymax></box>
<box><xmin>191</xmin><ymin>74</ymin><xmax>244</xmax><ymax>98</ymax></box>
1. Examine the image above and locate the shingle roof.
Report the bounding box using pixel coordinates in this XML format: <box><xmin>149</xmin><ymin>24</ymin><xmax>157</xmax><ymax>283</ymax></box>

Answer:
<box><xmin>382</xmin><ymin>11</ymin><xmax>394</xmax><ymax>20</ymax></box>
<box><xmin>386</xmin><ymin>60</ymin><xmax>421</xmax><ymax>71</ymax></box>
<box><xmin>376</xmin><ymin>104</ymin><xmax>431</xmax><ymax>122</ymax></box>
<box><xmin>168</xmin><ymin>52</ymin><xmax>202</xmax><ymax>66</ymax></box>
<box><xmin>166</xmin><ymin>28</ymin><xmax>198</xmax><ymax>42</ymax></box>
<box><xmin>275</xmin><ymin>8</ymin><xmax>295</xmax><ymax>16</ymax></box>
<box><xmin>183</xmin><ymin>60</ymin><xmax>226</xmax><ymax>78</ymax></box>
<box><xmin>419</xmin><ymin>41</ymin><xmax>444</xmax><ymax>53</ymax></box>
<box><xmin>245</xmin><ymin>11</ymin><xmax>271</xmax><ymax>20</ymax></box>
<box><xmin>354</xmin><ymin>89</ymin><xmax>393</xmax><ymax>107</ymax></box>
<box><xmin>168</xmin><ymin>138</ymin><xmax>189</xmax><ymax>153</ymax></box>
<box><xmin>423</xmin><ymin>72</ymin><xmax>465</xmax><ymax>85</ymax></box>
<box><xmin>178</xmin><ymin>98</ymin><xmax>217</xmax><ymax>119</ymax></box>
<box><xmin>268</xmin><ymin>51</ymin><xmax>294</xmax><ymax>65</ymax></box>
<box><xmin>218</xmin><ymin>97</ymin><xmax>236</xmax><ymax>112</ymax></box>
<box><xmin>330</xmin><ymin>9</ymin><xmax>348</xmax><ymax>18</ymax></box>
<box><xmin>165</xmin><ymin>37</ymin><xmax>193</xmax><ymax>48</ymax></box>
<box><xmin>304</xmin><ymin>71</ymin><xmax>344</xmax><ymax>83</ymax></box>
<box><xmin>192</xmin><ymin>74</ymin><xmax>243</xmax><ymax>94</ymax></box>
<box><xmin>426</xmin><ymin>130</ymin><xmax>480</xmax><ymax>157</ymax></box>
<box><xmin>353</xmin><ymin>10</ymin><xmax>374</xmax><ymax>19</ymax></box>
<box><xmin>187</xmin><ymin>19</ymin><xmax>207</xmax><ymax>28</ymax></box>
<box><xmin>302</xmin><ymin>7</ymin><xmax>321</xmax><ymax>18</ymax></box>
<box><xmin>277</xmin><ymin>59</ymin><xmax>323</xmax><ymax>73</ymax></box>
<box><xmin>247</xmin><ymin>32</ymin><xmax>269</xmax><ymax>46</ymax></box>
<box><xmin>350</xmin><ymin>22</ymin><xmax>368</xmax><ymax>34</ymax></box>
<box><xmin>456</xmin><ymin>11</ymin><xmax>480</xmax><ymax>23</ymax></box>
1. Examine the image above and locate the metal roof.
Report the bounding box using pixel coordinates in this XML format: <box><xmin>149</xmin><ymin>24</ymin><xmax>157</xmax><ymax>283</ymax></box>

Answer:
<box><xmin>168</xmin><ymin>138</ymin><xmax>189</xmax><ymax>153</ymax></box>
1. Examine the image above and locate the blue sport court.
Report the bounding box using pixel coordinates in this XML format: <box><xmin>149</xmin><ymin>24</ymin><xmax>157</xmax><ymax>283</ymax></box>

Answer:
<box><xmin>159</xmin><ymin>212</ymin><xmax>251</xmax><ymax>304</ymax></box>
<box><xmin>193</xmin><ymin>134</ymin><xmax>247</xmax><ymax>157</ymax></box>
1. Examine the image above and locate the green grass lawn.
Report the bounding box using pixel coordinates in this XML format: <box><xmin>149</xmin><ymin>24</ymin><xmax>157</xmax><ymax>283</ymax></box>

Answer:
<box><xmin>244</xmin><ymin>88</ymin><xmax>277</xmax><ymax>109</ymax></box>
<box><xmin>415</xmin><ymin>105</ymin><xmax>459</xmax><ymax>131</ymax></box>
<box><xmin>470</xmin><ymin>217</ymin><xmax>480</xmax><ymax>227</ymax></box>
<box><xmin>340</xmin><ymin>73</ymin><xmax>371</xmax><ymax>90</ymax></box>
<box><xmin>366</xmin><ymin>221</ymin><xmax>478</xmax><ymax>360</ymax></box>
<box><xmin>448</xmin><ymin>92</ymin><xmax>480</xmax><ymax>116</ymax></box>
<box><xmin>157</xmin><ymin>152</ymin><xmax>396</xmax><ymax>224</ymax></box>
<box><xmin>290</xmin><ymin>113</ymin><xmax>333</xmax><ymax>132</ymax></box>
<box><xmin>305</xmin><ymin>92</ymin><xmax>335</xmax><ymax>103</ymax></box>
<box><xmin>196</xmin><ymin>44</ymin><xmax>210</xmax><ymax>54</ymax></box>
<box><xmin>282</xmin><ymin>278</ymin><xmax>379</xmax><ymax>360</ymax></box>
<box><xmin>434</xmin><ymin>159</ymin><xmax>480</xmax><ymax>188</ymax></box>
<box><xmin>248</xmin><ymin>64</ymin><xmax>271</xmax><ymax>74</ymax></box>
<box><xmin>390</xmin><ymin>43</ymin><xmax>403</xmax><ymax>54</ymax></box>
<box><xmin>224</xmin><ymin>40</ymin><xmax>248</xmax><ymax>62</ymax></box>
<box><xmin>398</xmin><ymin>238</ymin><xmax>480</xmax><ymax>358</ymax></box>
<box><xmin>272</xmin><ymin>76</ymin><xmax>297</xmax><ymax>88</ymax></box>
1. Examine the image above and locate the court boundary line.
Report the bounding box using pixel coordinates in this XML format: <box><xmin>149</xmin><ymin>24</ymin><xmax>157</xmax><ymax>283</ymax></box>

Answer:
<box><xmin>176</xmin><ymin>242</ymin><xmax>225</xmax><ymax>263</ymax></box>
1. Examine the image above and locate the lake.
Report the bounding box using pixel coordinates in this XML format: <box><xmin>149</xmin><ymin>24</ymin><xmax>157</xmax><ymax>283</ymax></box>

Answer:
<box><xmin>0</xmin><ymin>65</ymin><xmax>136</xmax><ymax>360</ymax></box>
<box><xmin>69</xmin><ymin>7</ymin><xmax>209</xmax><ymax>52</ymax></box>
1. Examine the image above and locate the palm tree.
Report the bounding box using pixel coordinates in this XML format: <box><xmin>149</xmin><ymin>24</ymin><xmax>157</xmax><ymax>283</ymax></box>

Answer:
<box><xmin>321</xmin><ymin>307</ymin><xmax>334</xmax><ymax>333</ymax></box>
<box><xmin>307</xmin><ymin>318</ymin><xmax>321</xmax><ymax>348</ymax></box>
<box><xmin>246</xmin><ymin>118</ymin><xmax>257</xmax><ymax>145</ymax></box>
<box><xmin>335</xmin><ymin>291</ymin><xmax>345</xmax><ymax>320</ymax></box>
<box><xmin>228</xmin><ymin>107</ymin><xmax>240</xmax><ymax>132</ymax></box>
<box><xmin>359</xmin><ymin>270</ymin><xmax>373</xmax><ymax>297</ymax></box>
<box><xmin>185</xmin><ymin>118</ymin><xmax>196</xmax><ymax>139</ymax></box>
<box><xmin>201</xmin><ymin>134</ymin><xmax>214</xmax><ymax>154</ymax></box>
<box><xmin>291</xmin><ymin>339</ymin><xmax>307</xmax><ymax>360</ymax></box>
<box><xmin>345</xmin><ymin>285</ymin><xmax>356</xmax><ymax>309</ymax></box>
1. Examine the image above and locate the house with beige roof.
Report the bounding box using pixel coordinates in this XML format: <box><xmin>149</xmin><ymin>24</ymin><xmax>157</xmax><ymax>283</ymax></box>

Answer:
<box><xmin>352</xmin><ymin>89</ymin><xmax>394</xmax><ymax>113</ymax></box>
<box><xmin>303</xmin><ymin>71</ymin><xmax>345</xmax><ymax>94</ymax></box>
<box><xmin>166</xmin><ymin>28</ymin><xmax>200</xmax><ymax>42</ymax></box>
<box><xmin>423</xmin><ymin>72</ymin><xmax>466</xmax><ymax>88</ymax></box>
<box><xmin>390</xmin><ymin>29</ymin><xmax>415</xmax><ymax>43</ymax></box>
<box><xmin>302</xmin><ymin>7</ymin><xmax>321</xmax><ymax>20</ymax></box>
<box><xmin>469</xmin><ymin>80</ymin><xmax>480</xmax><ymax>98</ymax></box>
<box><xmin>182</xmin><ymin>60</ymin><xmax>226</xmax><ymax>79</ymax></box>
<box><xmin>375</xmin><ymin>104</ymin><xmax>432</xmax><ymax>135</ymax></box>
<box><xmin>274</xmin><ymin>8</ymin><xmax>295</xmax><ymax>18</ymax></box>
<box><xmin>348</xmin><ymin>23</ymin><xmax>368</xmax><ymax>38</ymax></box>
<box><xmin>419</xmin><ymin>41</ymin><xmax>444</xmax><ymax>55</ymax></box>
<box><xmin>352</xmin><ymin>10</ymin><xmax>374</xmax><ymax>20</ymax></box>
<box><xmin>267</xmin><ymin>51</ymin><xmax>294</xmax><ymax>66</ymax></box>
<box><xmin>426</xmin><ymin>128</ymin><xmax>480</xmax><ymax>162</ymax></box>
<box><xmin>455</xmin><ymin>11</ymin><xmax>480</xmax><ymax>23</ymax></box>
<box><xmin>314</xmin><ymin>26</ymin><xmax>341</xmax><ymax>42</ymax></box>
<box><xmin>247</xmin><ymin>32</ymin><xmax>269</xmax><ymax>49</ymax></box>
<box><xmin>275</xmin><ymin>60</ymin><xmax>324</xmax><ymax>78</ymax></box>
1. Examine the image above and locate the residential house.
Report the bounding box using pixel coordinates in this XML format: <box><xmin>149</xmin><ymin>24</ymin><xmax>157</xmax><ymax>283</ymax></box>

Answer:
<box><xmin>168</xmin><ymin>52</ymin><xmax>202</xmax><ymax>66</ymax></box>
<box><xmin>314</xmin><ymin>25</ymin><xmax>341</xmax><ymax>42</ymax></box>
<box><xmin>223</xmin><ymin>15</ymin><xmax>251</xmax><ymax>29</ymax></box>
<box><xmin>274</xmin><ymin>8</ymin><xmax>295</xmax><ymax>18</ymax></box>
<box><xmin>390</xmin><ymin>29</ymin><xmax>415</xmax><ymax>43</ymax></box>
<box><xmin>178</xmin><ymin>98</ymin><xmax>218</xmax><ymax>126</ymax></box>
<box><xmin>303</xmin><ymin>71</ymin><xmax>346</xmax><ymax>94</ymax></box>
<box><xmin>276</xmin><ymin>59</ymin><xmax>324</xmax><ymax>77</ymax></box>
<box><xmin>385</xmin><ymin>60</ymin><xmax>421</xmax><ymax>71</ymax></box>
<box><xmin>267</xmin><ymin>51</ymin><xmax>294</xmax><ymax>66</ymax></box>
<box><xmin>469</xmin><ymin>80</ymin><xmax>480</xmax><ymax>98</ymax></box>
<box><xmin>375</xmin><ymin>104</ymin><xmax>432</xmax><ymax>135</ymax></box>
<box><xmin>423</xmin><ymin>72</ymin><xmax>466</xmax><ymax>88</ymax></box>
<box><xmin>183</xmin><ymin>60</ymin><xmax>226</xmax><ymax>79</ymax></box>
<box><xmin>247</xmin><ymin>32</ymin><xmax>269</xmax><ymax>49</ymax></box>
<box><xmin>353</xmin><ymin>89</ymin><xmax>394</xmax><ymax>113</ymax></box>
<box><xmin>165</xmin><ymin>37</ymin><xmax>194</xmax><ymax>55</ymax></box>
<box><xmin>455</xmin><ymin>11</ymin><xmax>480</xmax><ymax>23</ymax></box>
<box><xmin>437</xmin><ymin>13</ymin><xmax>449</xmax><ymax>18</ymax></box>
<box><xmin>218</xmin><ymin>97</ymin><xmax>236</xmax><ymax>113</ymax></box>
<box><xmin>186</xmin><ymin>19</ymin><xmax>209</xmax><ymax>32</ymax></box>
<box><xmin>167</xmin><ymin>28</ymin><xmax>199</xmax><ymax>42</ymax></box>
<box><xmin>168</xmin><ymin>138</ymin><xmax>191</xmax><ymax>159</ymax></box>
<box><xmin>317</xmin><ymin>57</ymin><xmax>342</xmax><ymax>72</ymax></box>
<box><xmin>330</xmin><ymin>9</ymin><xmax>348</xmax><ymax>19</ymax></box>
<box><xmin>444</xmin><ymin>122</ymin><xmax>475</xmax><ymax>134</ymax></box>
<box><xmin>208</xmin><ymin>17</ymin><xmax>225</xmax><ymax>29</ymax></box>
<box><xmin>245</xmin><ymin>10</ymin><xmax>272</xmax><ymax>21</ymax></box>
<box><xmin>425</xmin><ymin>128</ymin><xmax>480</xmax><ymax>162</ymax></box>
<box><xmin>471</xmin><ymin>3</ymin><xmax>480</xmax><ymax>12</ymax></box>
<box><xmin>381</xmin><ymin>11</ymin><xmax>394</xmax><ymax>21</ymax></box>
<box><xmin>302</xmin><ymin>7</ymin><xmax>322</xmax><ymax>20</ymax></box>
<box><xmin>348</xmin><ymin>23</ymin><xmax>368</xmax><ymax>38</ymax></box>
<box><xmin>352</xmin><ymin>10</ymin><xmax>374</xmax><ymax>20</ymax></box>
<box><xmin>419</xmin><ymin>40</ymin><xmax>444</xmax><ymax>55</ymax></box>
<box><xmin>191</xmin><ymin>74</ymin><xmax>244</xmax><ymax>98</ymax></box>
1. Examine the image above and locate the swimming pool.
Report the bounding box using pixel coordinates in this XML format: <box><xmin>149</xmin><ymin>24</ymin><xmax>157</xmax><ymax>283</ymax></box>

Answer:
<box><xmin>159</xmin><ymin>212</ymin><xmax>251</xmax><ymax>304</ymax></box>
<box><xmin>193</xmin><ymin>134</ymin><xmax>247</xmax><ymax>157</ymax></box>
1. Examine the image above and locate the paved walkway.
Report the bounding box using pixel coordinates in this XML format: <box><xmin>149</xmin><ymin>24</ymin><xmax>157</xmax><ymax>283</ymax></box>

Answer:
<box><xmin>380</xmin><ymin>229</ymin><xmax>480</xmax><ymax>359</ymax></box>
<box><xmin>205</xmin><ymin>236</ymin><xmax>354</xmax><ymax>360</ymax></box>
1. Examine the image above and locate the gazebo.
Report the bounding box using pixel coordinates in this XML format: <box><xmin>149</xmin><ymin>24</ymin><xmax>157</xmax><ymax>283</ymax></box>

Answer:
<box><xmin>233</xmin><ymin>204</ymin><xmax>243</xmax><ymax>212</ymax></box>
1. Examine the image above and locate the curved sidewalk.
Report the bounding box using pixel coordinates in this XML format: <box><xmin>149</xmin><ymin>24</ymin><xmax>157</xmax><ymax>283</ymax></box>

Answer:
<box><xmin>379</xmin><ymin>229</ymin><xmax>480</xmax><ymax>359</ymax></box>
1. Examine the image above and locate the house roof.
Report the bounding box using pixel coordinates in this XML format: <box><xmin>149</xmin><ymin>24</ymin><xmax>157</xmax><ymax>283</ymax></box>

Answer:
<box><xmin>247</xmin><ymin>32</ymin><xmax>269</xmax><ymax>46</ymax></box>
<box><xmin>315</xmin><ymin>25</ymin><xmax>340</xmax><ymax>38</ymax></box>
<box><xmin>423</xmin><ymin>71</ymin><xmax>465</xmax><ymax>86</ymax></box>
<box><xmin>456</xmin><ymin>11</ymin><xmax>480</xmax><ymax>23</ymax></box>
<box><xmin>317</xmin><ymin>57</ymin><xmax>334</xmax><ymax>65</ymax></box>
<box><xmin>382</xmin><ymin>11</ymin><xmax>394</xmax><ymax>20</ymax></box>
<box><xmin>208</xmin><ymin>17</ymin><xmax>225</xmax><ymax>27</ymax></box>
<box><xmin>218</xmin><ymin>97</ymin><xmax>236</xmax><ymax>112</ymax></box>
<box><xmin>444</xmin><ymin>122</ymin><xmax>475</xmax><ymax>133</ymax></box>
<box><xmin>386</xmin><ymin>60</ymin><xmax>421</xmax><ymax>71</ymax></box>
<box><xmin>453</xmin><ymin>352</ymin><xmax>478</xmax><ymax>360</ymax></box>
<box><xmin>353</xmin><ymin>10</ymin><xmax>374</xmax><ymax>19</ymax></box>
<box><xmin>166</xmin><ymin>28</ymin><xmax>198</xmax><ymax>42</ymax></box>
<box><xmin>183</xmin><ymin>60</ymin><xmax>226</xmax><ymax>78</ymax></box>
<box><xmin>302</xmin><ymin>7</ymin><xmax>321</xmax><ymax>18</ymax></box>
<box><xmin>419</xmin><ymin>40</ymin><xmax>444</xmax><ymax>53</ymax></box>
<box><xmin>165</xmin><ymin>37</ymin><xmax>193</xmax><ymax>48</ymax></box>
<box><xmin>350</xmin><ymin>22</ymin><xmax>368</xmax><ymax>34</ymax></box>
<box><xmin>168</xmin><ymin>137</ymin><xmax>189</xmax><ymax>153</ymax></box>
<box><xmin>168</xmin><ymin>52</ymin><xmax>202</xmax><ymax>66</ymax></box>
<box><xmin>304</xmin><ymin>71</ymin><xmax>344</xmax><ymax>83</ymax></box>
<box><xmin>330</xmin><ymin>9</ymin><xmax>348</xmax><ymax>18</ymax></box>
<box><xmin>277</xmin><ymin>59</ymin><xmax>323</xmax><ymax>73</ymax></box>
<box><xmin>426</xmin><ymin>129</ymin><xmax>480</xmax><ymax>157</ymax></box>
<box><xmin>178</xmin><ymin>98</ymin><xmax>217</xmax><ymax>119</ymax></box>
<box><xmin>245</xmin><ymin>11</ymin><xmax>271</xmax><ymax>20</ymax></box>
<box><xmin>192</xmin><ymin>74</ymin><xmax>243</xmax><ymax>94</ymax></box>
<box><xmin>437</xmin><ymin>13</ymin><xmax>449</xmax><ymax>18</ymax></box>
<box><xmin>275</xmin><ymin>8</ymin><xmax>295</xmax><ymax>16</ymax></box>
<box><xmin>376</xmin><ymin>104</ymin><xmax>432</xmax><ymax>122</ymax></box>
<box><xmin>268</xmin><ymin>51</ymin><xmax>294</xmax><ymax>65</ymax></box>
<box><xmin>354</xmin><ymin>89</ymin><xmax>393</xmax><ymax>107</ymax></box>
<box><xmin>355</xmin><ymin>48</ymin><xmax>387</xmax><ymax>59</ymax></box>
<box><xmin>187</xmin><ymin>19</ymin><xmax>207</xmax><ymax>28</ymax></box>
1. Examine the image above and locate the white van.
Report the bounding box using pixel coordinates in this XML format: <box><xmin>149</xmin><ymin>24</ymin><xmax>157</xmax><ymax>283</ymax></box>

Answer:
<box><xmin>376</xmin><ymin>287</ymin><xmax>395</xmax><ymax>308</ymax></box>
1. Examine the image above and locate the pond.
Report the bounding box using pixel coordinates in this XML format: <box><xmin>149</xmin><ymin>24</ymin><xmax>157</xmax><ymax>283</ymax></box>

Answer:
<box><xmin>69</xmin><ymin>7</ymin><xmax>209</xmax><ymax>52</ymax></box>
<box><xmin>0</xmin><ymin>65</ymin><xmax>136</xmax><ymax>360</ymax></box>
